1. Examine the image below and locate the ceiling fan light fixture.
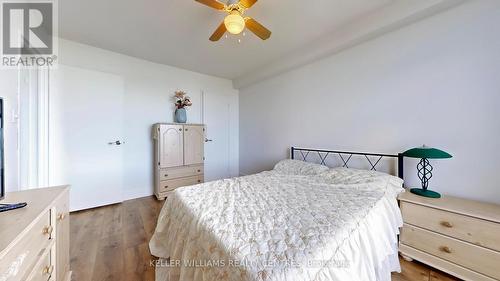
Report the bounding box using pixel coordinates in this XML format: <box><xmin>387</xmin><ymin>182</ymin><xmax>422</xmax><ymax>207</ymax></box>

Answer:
<box><xmin>197</xmin><ymin>0</ymin><xmax>270</xmax><ymax>41</ymax></box>
<box><xmin>224</xmin><ymin>11</ymin><xmax>245</xmax><ymax>34</ymax></box>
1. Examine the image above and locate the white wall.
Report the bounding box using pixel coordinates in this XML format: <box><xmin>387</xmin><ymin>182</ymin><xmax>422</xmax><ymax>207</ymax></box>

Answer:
<box><xmin>57</xmin><ymin>39</ymin><xmax>239</xmax><ymax>200</ymax></box>
<box><xmin>239</xmin><ymin>1</ymin><xmax>500</xmax><ymax>204</ymax></box>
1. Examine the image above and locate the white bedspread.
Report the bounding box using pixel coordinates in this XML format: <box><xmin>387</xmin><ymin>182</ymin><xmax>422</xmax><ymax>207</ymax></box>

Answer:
<box><xmin>149</xmin><ymin>168</ymin><xmax>404</xmax><ymax>281</ymax></box>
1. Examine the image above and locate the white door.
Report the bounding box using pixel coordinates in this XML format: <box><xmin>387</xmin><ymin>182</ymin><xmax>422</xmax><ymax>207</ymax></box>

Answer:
<box><xmin>159</xmin><ymin>124</ymin><xmax>184</xmax><ymax>168</ymax></box>
<box><xmin>183</xmin><ymin>125</ymin><xmax>204</xmax><ymax>166</ymax></box>
<box><xmin>49</xmin><ymin>65</ymin><xmax>124</xmax><ymax>211</ymax></box>
<box><xmin>203</xmin><ymin>92</ymin><xmax>232</xmax><ymax>181</ymax></box>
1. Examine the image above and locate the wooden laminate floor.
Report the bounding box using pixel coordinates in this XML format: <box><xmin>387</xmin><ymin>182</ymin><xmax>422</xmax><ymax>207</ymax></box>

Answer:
<box><xmin>70</xmin><ymin>196</ymin><xmax>459</xmax><ymax>281</ymax></box>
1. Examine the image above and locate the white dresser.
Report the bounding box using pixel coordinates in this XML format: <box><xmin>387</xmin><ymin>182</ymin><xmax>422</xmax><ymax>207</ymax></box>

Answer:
<box><xmin>153</xmin><ymin>123</ymin><xmax>205</xmax><ymax>200</ymax></box>
<box><xmin>399</xmin><ymin>191</ymin><xmax>500</xmax><ymax>281</ymax></box>
<box><xmin>0</xmin><ymin>186</ymin><xmax>71</xmax><ymax>281</ymax></box>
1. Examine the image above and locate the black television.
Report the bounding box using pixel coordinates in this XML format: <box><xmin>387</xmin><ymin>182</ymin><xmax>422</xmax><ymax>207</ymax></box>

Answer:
<box><xmin>0</xmin><ymin>98</ymin><xmax>26</xmax><ymax>212</ymax></box>
<box><xmin>0</xmin><ymin>98</ymin><xmax>4</xmax><ymax>201</ymax></box>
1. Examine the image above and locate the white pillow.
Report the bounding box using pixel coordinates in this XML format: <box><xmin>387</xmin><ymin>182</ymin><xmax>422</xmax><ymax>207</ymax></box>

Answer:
<box><xmin>273</xmin><ymin>159</ymin><xmax>329</xmax><ymax>176</ymax></box>
<box><xmin>320</xmin><ymin>167</ymin><xmax>404</xmax><ymax>195</ymax></box>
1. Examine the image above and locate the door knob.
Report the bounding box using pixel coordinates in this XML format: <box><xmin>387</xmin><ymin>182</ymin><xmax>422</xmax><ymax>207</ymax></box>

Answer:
<box><xmin>108</xmin><ymin>140</ymin><xmax>123</xmax><ymax>145</ymax></box>
<box><xmin>205</xmin><ymin>138</ymin><xmax>213</xmax><ymax>142</ymax></box>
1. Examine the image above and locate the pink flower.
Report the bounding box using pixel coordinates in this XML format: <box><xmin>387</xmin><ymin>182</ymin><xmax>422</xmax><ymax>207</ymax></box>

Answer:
<box><xmin>173</xmin><ymin>90</ymin><xmax>192</xmax><ymax>108</ymax></box>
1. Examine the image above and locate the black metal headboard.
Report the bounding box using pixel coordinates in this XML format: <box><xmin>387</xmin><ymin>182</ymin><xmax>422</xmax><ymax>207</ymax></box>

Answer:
<box><xmin>291</xmin><ymin>147</ymin><xmax>404</xmax><ymax>180</ymax></box>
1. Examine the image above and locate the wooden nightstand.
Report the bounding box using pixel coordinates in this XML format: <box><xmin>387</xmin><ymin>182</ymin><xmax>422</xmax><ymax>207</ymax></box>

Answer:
<box><xmin>398</xmin><ymin>191</ymin><xmax>500</xmax><ymax>281</ymax></box>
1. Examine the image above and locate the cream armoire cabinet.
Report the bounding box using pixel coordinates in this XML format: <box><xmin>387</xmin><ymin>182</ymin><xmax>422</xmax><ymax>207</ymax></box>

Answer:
<box><xmin>153</xmin><ymin>123</ymin><xmax>205</xmax><ymax>200</ymax></box>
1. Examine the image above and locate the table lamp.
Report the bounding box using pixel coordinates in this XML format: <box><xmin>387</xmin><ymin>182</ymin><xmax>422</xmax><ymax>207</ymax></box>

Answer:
<box><xmin>402</xmin><ymin>145</ymin><xmax>452</xmax><ymax>198</ymax></box>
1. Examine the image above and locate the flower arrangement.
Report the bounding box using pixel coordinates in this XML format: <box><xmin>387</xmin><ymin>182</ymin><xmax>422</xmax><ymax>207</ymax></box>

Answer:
<box><xmin>174</xmin><ymin>90</ymin><xmax>192</xmax><ymax>109</ymax></box>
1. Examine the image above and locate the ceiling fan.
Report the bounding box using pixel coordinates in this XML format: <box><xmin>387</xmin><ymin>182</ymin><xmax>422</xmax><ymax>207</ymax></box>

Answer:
<box><xmin>195</xmin><ymin>0</ymin><xmax>271</xmax><ymax>41</ymax></box>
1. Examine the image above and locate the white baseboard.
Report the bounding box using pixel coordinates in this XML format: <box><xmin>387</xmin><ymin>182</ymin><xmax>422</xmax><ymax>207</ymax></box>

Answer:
<box><xmin>122</xmin><ymin>187</ymin><xmax>154</xmax><ymax>202</ymax></box>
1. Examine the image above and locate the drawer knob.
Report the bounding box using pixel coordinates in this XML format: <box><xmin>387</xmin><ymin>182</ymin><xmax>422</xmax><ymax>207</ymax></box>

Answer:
<box><xmin>197</xmin><ymin>170</ymin><xmax>201</xmax><ymax>172</ymax></box>
<box><xmin>165</xmin><ymin>174</ymin><xmax>169</xmax><ymax>177</ymax></box>
<box><xmin>440</xmin><ymin>221</ymin><xmax>453</xmax><ymax>228</ymax></box>
<box><xmin>42</xmin><ymin>225</ymin><xmax>53</xmax><ymax>236</ymax></box>
<box><xmin>57</xmin><ymin>213</ymin><xmax>65</xmax><ymax>221</ymax></box>
<box><xmin>439</xmin><ymin>246</ymin><xmax>452</xmax><ymax>254</ymax></box>
<box><xmin>42</xmin><ymin>265</ymin><xmax>54</xmax><ymax>275</ymax></box>
<box><xmin>197</xmin><ymin>180</ymin><xmax>201</xmax><ymax>183</ymax></box>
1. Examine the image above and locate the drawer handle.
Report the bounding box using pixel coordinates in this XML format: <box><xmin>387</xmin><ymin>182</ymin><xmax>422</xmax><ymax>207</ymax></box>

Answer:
<box><xmin>164</xmin><ymin>174</ymin><xmax>169</xmax><ymax>177</ymax></box>
<box><xmin>57</xmin><ymin>213</ymin><xmax>66</xmax><ymax>221</ymax></box>
<box><xmin>42</xmin><ymin>225</ymin><xmax>53</xmax><ymax>236</ymax></box>
<box><xmin>165</xmin><ymin>185</ymin><xmax>169</xmax><ymax>188</ymax></box>
<box><xmin>42</xmin><ymin>265</ymin><xmax>54</xmax><ymax>275</ymax></box>
<box><xmin>197</xmin><ymin>170</ymin><xmax>201</xmax><ymax>172</ymax></box>
<box><xmin>439</xmin><ymin>246</ymin><xmax>452</xmax><ymax>254</ymax></box>
<box><xmin>440</xmin><ymin>221</ymin><xmax>453</xmax><ymax>228</ymax></box>
<box><xmin>197</xmin><ymin>180</ymin><xmax>201</xmax><ymax>183</ymax></box>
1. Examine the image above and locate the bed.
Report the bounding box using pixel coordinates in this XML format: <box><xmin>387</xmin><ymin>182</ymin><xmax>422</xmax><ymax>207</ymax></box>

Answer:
<box><xmin>149</xmin><ymin>147</ymin><xmax>405</xmax><ymax>281</ymax></box>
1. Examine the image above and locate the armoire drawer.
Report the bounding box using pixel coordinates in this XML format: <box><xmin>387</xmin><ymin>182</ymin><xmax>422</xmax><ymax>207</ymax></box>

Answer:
<box><xmin>401</xmin><ymin>224</ymin><xmax>500</xmax><ymax>280</ymax></box>
<box><xmin>159</xmin><ymin>175</ymin><xmax>204</xmax><ymax>193</ymax></box>
<box><xmin>159</xmin><ymin>165</ymin><xmax>203</xmax><ymax>181</ymax></box>
<box><xmin>401</xmin><ymin>202</ymin><xmax>500</xmax><ymax>251</ymax></box>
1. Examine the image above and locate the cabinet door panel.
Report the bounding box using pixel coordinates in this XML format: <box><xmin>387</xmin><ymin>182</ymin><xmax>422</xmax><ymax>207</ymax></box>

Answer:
<box><xmin>184</xmin><ymin>125</ymin><xmax>205</xmax><ymax>165</ymax></box>
<box><xmin>159</xmin><ymin>124</ymin><xmax>184</xmax><ymax>168</ymax></box>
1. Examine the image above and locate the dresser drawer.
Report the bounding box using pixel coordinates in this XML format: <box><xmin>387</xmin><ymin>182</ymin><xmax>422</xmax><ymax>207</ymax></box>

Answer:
<box><xmin>54</xmin><ymin>190</ymin><xmax>70</xmax><ymax>281</ymax></box>
<box><xmin>159</xmin><ymin>175</ymin><xmax>204</xmax><ymax>193</ymax></box>
<box><xmin>25</xmin><ymin>244</ymin><xmax>54</xmax><ymax>281</ymax></box>
<box><xmin>401</xmin><ymin>224</ymin><xmax>500</xmax><ymax>280</ymax></box>
<box><xmin>0</xmin><ymin>210</ymin><xmax>52</xmax><ymax>281</ymax></box>
<box><xmin>159</xmin><ymin>165</ymin><xmax>203</xmax><ymax>181</ymax></box>
<box><xmin>401</xmin><ymin>202</ymin><xmax>500</xmax><ymax>251</ymax></box>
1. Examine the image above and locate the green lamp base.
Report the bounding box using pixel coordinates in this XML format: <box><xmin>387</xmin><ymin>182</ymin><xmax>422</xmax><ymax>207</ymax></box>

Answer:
<box><xmin>410</xmin><ymin>188</ymin><xmax>441</xmax><ymax>198</ymax></box>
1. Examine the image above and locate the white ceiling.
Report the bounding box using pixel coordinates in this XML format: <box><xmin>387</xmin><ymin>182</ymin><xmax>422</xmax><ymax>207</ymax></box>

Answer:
<box><xmin>59</xmin><ymin>0</ymin><xmax>463</xmax><ymax>87</ymax></box>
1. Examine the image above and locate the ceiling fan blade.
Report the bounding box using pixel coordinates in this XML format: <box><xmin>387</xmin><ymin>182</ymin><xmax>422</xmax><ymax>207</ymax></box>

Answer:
<box><xmin>195</xmin><ymin>0</ymin><xmax>225</xmax><ymax>10</ymax></box>
<box><xmin>209</xmin><ymin>22</ymin><xmax>227</xmax><ymax>41</ymax></box>
<box><xmin>245</xmin><ymin>17</ymin><xmax>271</xmax><ymax>40</ymax></box>
<box><xmin>239</xmin><ymin>0</ymin><xmax>257</xmax><ymax>8</ymax></box>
